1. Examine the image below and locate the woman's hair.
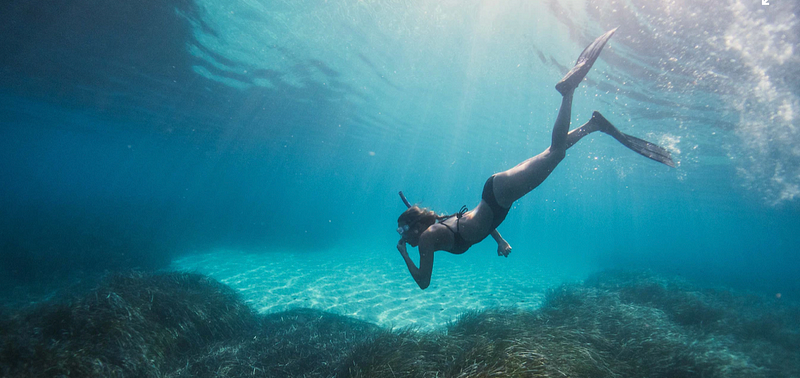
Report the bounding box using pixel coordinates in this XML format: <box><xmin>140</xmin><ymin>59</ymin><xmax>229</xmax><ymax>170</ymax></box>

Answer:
<box><xmin>397</xmin><ymin>205</ymin><xmax>438</xmax><ymax>229</ymax></box>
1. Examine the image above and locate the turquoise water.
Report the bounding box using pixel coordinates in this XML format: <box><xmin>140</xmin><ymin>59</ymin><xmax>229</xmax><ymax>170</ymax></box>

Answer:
<box><xmin>1</xmin><ymin>0</ymin><xmax>799</xmax><ymax>303</ymax></box>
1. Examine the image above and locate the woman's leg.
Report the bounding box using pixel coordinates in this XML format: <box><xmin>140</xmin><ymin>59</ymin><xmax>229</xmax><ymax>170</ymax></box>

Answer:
<box><xmin>489</xmin><ymin>28</ymin><xmax>624</xmax><ymax>208</ymax></box>
<box><xmin>491</xmin><ymin>91</ymin><xmax>599</xmax><ymax>208</ymax></box>
<box><xmin>492</xmin><ymin>112</ymin><xmax>677</xmax><ymax>210</ymax></box>
<box><xmin>491</xmin><ymin>108</ymin><xmax>674</xmax><ymax>207</ymax></box>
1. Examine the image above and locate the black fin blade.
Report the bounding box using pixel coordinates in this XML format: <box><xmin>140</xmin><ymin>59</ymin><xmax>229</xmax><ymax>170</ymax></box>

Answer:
<box><xmin>556</xmin><ymin>28</ymin><xmax>618</xmax><ymax>95</ymax></box>
<box><xmin>620</xmin><ymin>133</ymin><xmax>676</xmax><ymax>168</ymax></box>
<box><xmin>591</xmin><ymin>111</ymin><xmax>676</xmax><ymax>168</ymax></box>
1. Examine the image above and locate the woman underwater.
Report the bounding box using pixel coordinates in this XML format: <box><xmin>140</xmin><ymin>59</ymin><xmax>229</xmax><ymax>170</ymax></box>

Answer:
<box><xmin>396</xmin><ymin>28</ymin><xmax>675</xmax><ymax>290</ymax></box>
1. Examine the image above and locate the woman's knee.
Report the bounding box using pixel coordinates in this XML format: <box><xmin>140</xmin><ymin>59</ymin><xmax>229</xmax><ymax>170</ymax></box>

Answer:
<box><xmin>548</xmin><ymin>146</ymin><xmax>566</xmax><ymax>162</ymax></box>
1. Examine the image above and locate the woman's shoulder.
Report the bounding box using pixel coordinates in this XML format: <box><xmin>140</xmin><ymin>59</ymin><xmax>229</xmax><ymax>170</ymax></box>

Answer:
<box><xmin>420</xmin><ymin>222</ymin><xmax>453</xmax><ymax>249</ymax></box>
<box><xmin>425</xmin><ymin>221</ymin><xmax>450</xmax><ymax>235</ymax></box>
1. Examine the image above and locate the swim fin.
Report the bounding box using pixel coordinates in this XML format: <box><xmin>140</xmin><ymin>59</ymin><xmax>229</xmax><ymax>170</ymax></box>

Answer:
<box><xmin>591</xmin><ymin>111</ymin><xmax>676</xmax><ymax>168</ymax></box>
<box><xmin>556</xmin><ymin>28</ymin><xmax>618</xmax><ymax>96</ymax></box>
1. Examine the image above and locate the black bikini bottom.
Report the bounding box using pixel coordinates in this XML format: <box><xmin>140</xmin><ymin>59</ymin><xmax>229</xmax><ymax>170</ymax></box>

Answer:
<box><xmin>482</xmin><ymin>175</ymin><xmax>510</xmax><ymax>229</ymax></box>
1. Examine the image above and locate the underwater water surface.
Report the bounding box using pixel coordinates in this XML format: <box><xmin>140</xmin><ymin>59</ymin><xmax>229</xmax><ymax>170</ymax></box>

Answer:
<box><xmin>1</xmin><ymin>0</ymin><xmax>799</xmax><ymax>377</ymax></box>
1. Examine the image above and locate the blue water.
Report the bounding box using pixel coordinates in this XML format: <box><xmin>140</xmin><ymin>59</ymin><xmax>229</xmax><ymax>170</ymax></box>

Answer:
<box><xmin>1</xmin><ymin>0</ymin><xmax>798</xmax><ymax>302</ymax></box>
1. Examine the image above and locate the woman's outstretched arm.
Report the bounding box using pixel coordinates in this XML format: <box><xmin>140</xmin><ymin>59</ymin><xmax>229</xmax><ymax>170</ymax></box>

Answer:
<box><xmin>397</xmin><ymin>239</ymin><xmax>433</xmax><ymax>290</ymax></box>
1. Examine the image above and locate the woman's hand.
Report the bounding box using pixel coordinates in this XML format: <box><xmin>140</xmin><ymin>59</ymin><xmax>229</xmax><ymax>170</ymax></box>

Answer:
<box><xmin>490</xmin><ymin>229</ymin><xmax>511</xmax><ymax>258</ymax></box>
<box><xmin>497</xmin><ymin>242</ymin><xmax>512</xmax><ymax>257</ymax></box>
<box><xmin>397</xmin><ymin>240</ymin><xmax>409</xmax><ymax>257</ymax></box>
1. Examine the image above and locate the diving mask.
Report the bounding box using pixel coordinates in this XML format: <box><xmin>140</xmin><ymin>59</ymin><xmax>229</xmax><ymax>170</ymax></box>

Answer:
<box><xmin>397</xmin><ymin>224</ymin><xmax>410</xmax><ymax>236</ymax></box>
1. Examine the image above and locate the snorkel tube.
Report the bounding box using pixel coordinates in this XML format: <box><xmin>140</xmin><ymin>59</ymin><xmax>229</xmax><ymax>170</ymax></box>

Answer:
<box><xmin>399</xmin><ymin>191</ymin><xmax>412</xmax><ymax>209</ymax></box>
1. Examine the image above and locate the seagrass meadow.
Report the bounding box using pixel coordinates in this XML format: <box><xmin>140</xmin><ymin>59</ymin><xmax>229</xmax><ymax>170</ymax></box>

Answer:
<box><xmin>1</xmin><ymin>270</ymin><xmax>797</xmax><ymax>378</ymax></box>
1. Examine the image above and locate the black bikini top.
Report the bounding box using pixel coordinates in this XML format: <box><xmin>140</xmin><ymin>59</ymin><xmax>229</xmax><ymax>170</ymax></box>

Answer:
<box><xmin>439</xmin><ymin>205</ymin><xmax>470</xmax><ymax>254</ymax></box>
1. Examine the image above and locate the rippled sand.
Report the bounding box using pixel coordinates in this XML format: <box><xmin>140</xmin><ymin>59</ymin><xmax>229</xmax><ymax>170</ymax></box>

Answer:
<box><xmin>171</xmin><ymin>249</ymin><xmax>585</xmax><ymax>329</ymax></box>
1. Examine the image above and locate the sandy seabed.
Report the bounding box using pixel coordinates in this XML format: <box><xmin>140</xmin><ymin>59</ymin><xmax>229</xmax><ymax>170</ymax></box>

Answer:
<box><xmin>171</xmin><ymin>248</ymin><xmax>587</xmax><ymax>329</ymax></box>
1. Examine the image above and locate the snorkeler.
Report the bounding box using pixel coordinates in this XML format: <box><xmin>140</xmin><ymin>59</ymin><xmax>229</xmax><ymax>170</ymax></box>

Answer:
<box><xmin>396</xmin><ymin>28</ymin><xmax>675</xmax><ymax>290</ymax></box>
